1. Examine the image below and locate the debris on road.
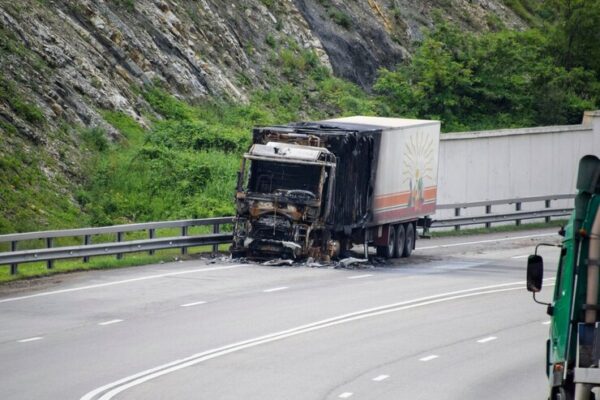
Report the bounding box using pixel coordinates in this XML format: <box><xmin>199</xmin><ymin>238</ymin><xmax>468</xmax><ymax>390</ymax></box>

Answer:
<box><xmin>262</xmin><ymin>259</ymin><xmax>294</xmax><ymax>266</ymax></box>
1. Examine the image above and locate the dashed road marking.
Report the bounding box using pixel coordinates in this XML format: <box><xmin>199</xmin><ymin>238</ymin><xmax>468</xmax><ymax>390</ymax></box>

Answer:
<box><xmin>263</xmin><ymin>287</ymin><xmax>288</xmax><ymax>293</ymax></box>
<box><xmin>339</xmin><ymin>393</ymin><xmax>353</xmax><ymax>398</ymax></box>
<box><xmin>18</xmin><ymin>336</ymin><xmax>43</xmax><ymax>343</ymax></box>
<box><xmin>99</xmin><ymin>319</ymin><xmax>123</xmax><ymax>326</ymax></box>
<box><xmin>348</xmin><ymin>274</ymin><xmax>373</xmax><ymax>280</ymax></box>
<box><xmin>419</xmin><ymin>355</ymin><xmax>439</xmax><ymax>362</ymax></box>
<box><xmin>542</xmin><ymin>321</ymin><xmax>551</xmax><ymax>325</ymax></box>
<box><xmin>477</xmin><ymin>336</ymin><xmax>498</xmax><ymax>344</ymax></box>
<box><xmin>373</xmin><ymin>375</ymin><xmax>390</xmax><ymax>382</ymax></box>
<box><xmin>511</xmin><ymin>255</ymin><xmax>530</xmax><ymax>259</ymax></box>
<box><xmin>181</xmin><ymin>301</ymin><xmax>207</xmax><ymax>307</ymax></box>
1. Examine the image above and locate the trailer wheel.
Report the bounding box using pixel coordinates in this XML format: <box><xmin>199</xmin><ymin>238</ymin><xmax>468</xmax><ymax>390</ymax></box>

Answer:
<box><xmin>402</xmin><ymin>223</ymin><xmax>414</xmax><ymax>258</ymax></box>
<box><xmin>394</xmin><ymin>224</ymin><xmax>405</xmax><ymax>258</ymax></box>
<box><xmin>376</xmin><ymin>226</ymin><xmax>396</xmax><ymax>259</ymax></box>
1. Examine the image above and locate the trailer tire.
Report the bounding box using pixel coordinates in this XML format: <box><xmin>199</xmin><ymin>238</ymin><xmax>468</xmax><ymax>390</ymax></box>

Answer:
<box><xmin>376</xmin><ymin>226</ymin><xmax>396</xmax><ymax>259</ymax></box>
<box><xmin>402</xmin><ymin>223</ymin><xmax>414</xmax><ymax>258</ymax></box>
<box><xmin>394</xmin><ymin>224</ymin><xmax>405</xmax><ymax>258</ymax></box>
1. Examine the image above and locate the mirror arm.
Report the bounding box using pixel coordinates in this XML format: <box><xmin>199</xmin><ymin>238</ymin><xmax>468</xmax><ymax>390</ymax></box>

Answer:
<box><xmin>535</xmin><ymin>242</ymin><xmax>562</xmax><ymax>255</ymax></box>
<box><xmin>533</xmin><ymin>292</ymin><xmax>551</xmax><ymax>307</ymax></box>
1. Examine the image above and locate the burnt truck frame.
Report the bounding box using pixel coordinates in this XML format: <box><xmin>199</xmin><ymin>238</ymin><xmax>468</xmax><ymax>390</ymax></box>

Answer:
<box><xmin>232</xmin><ymin>116</ymin><xmax>440</xmax><ymax>261</ymax></box>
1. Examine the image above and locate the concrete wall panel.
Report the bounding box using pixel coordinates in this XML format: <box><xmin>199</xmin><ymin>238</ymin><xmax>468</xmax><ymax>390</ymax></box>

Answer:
<box><xmin>434</xmin><ymin>111</ymin><xmax>600</xmax><ymax>219</ymax></box>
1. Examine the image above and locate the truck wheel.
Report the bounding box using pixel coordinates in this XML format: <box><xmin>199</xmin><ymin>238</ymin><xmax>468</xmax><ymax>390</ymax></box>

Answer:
<box><xmin>402</xmin><ymin>223</ymin><xmax>414</xmax><ymax>257</ymax></box>
<box><xmin>394</xmin><ymin>224</ymin><xmax>405</xmax><ymax>258</ymax></box>
<box><xmin>551</xmin><ymin>387</ymin><xmax>573</xmax><ymax>400</ymax></box>
<box><xmin>376</xmin><ymin>226</ymin><xmax>396</xmax><ymax>259</ymax></box>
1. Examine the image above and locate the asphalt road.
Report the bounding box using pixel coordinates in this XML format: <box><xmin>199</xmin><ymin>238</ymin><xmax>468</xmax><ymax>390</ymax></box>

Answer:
<box><xmin>0</xmin><ymin>228</ymin><xmax>562</xmax><ymax>400</ymax></box>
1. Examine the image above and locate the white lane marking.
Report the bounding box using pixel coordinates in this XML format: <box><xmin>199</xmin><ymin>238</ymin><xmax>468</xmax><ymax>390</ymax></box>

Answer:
<box><xmin>416</xmin><ymin>233</ymin><xmax>557</xmax><ymax>251</ymax></box>
<box><xmin>477</xmin><ymin>336</ymin><xmax>497</xmax><ymax>344</ymax></box>
<box><xmin>339</xmin><ymin>393</ymin><xmax>353</xmax><ymax>399</ymax></box>
<box><xmin>98</xmin><ymin>319</ymin><xmax>123</xmax><ymax>326</ymax></box>
<box><xmin>263</xmin><ymin>287</ymin><xmax>288</xmax><ymax>293</ymax></box>
<box><xmin>373</xmin><ymin>375</ymin><xmax>390</xmax><ymax>382</ymax></box>
<box><xmin>18</xmin><ymin>336</ymin><xmax>43</xmax><ymax>343</ymax></box>
<box><xmin>419</xmin><ymin>355</ymin><xmax>439</xmax><ymax>362</ymax></box>
<box><xmin>348</xmin><ymin>274</ymin><xmax>373</xmax><ymax>280</ymax></box>
<box><xmin>180</xmin><ymin>301</ymin><xmax>207</xmax><ymax>308</ymax></box>
<box><xmin>542</xmin><ymin>321</ymin><xmax>551</xmax><ymax>325</ymax></box>
<box><xmin>511</xmin><ymin>255</ymin><xmax>530</xmax><ymax>259</ymax></box>
<box><xmin>0</xmin><ymin>265</ymin><xmax>246</xmax><ymax>304</ymax></box>
<box><xmin>81</xmin><ymin>280</ymin><xmax>554</xmax><ymax>400</ymax></box>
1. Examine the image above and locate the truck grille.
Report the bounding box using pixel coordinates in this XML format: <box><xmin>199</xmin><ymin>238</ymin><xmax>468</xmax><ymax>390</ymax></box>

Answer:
<box><xmin>252</xmin><ymin>214</ymin><xmax>292</xmax><ymax>240</ymax></box>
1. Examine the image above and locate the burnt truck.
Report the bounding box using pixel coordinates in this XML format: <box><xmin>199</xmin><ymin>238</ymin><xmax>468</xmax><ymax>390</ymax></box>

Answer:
<box><xmin>231</xmin><ymin>116</ymin><xmax>441</xmax><ymax>261</ymax></box>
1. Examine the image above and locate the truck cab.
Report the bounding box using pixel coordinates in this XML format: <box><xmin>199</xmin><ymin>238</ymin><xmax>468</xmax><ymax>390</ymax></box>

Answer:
<box><xmin>232</xmin><ymin>141</ymin><xmax>337</xmax><ymax>259</ymax></box>
<box><xmin>527</xmin><ymin>155</ymin><xmax>600</xmax><ymax>400</ymax></box>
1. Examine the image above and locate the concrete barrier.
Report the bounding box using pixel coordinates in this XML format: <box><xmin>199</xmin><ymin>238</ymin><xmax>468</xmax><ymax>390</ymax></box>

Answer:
<box><xmin>435</xmin><ymin>110</ymin><xmax>600</xmax><ymax>221</ymax></box>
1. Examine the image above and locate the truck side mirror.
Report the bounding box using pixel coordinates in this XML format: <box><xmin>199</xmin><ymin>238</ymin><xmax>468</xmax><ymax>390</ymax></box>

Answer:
<box><xmin>527</xmin><ymin>255</ymin><xmax>544</xmax><ymax>292</ymax></box>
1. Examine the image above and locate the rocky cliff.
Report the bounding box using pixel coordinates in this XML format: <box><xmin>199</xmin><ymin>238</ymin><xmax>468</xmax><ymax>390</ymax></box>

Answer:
<box><xmin>0</xmin><ymin>0</ymin><xmax>527</xmax><ymax>231</ymax></box>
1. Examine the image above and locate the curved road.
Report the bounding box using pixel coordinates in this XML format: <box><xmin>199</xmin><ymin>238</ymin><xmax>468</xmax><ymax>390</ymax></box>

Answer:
<box><xmin>0</xmin><ymin>228</ymin><xmax>561</xmax><ymax>399</ymax></box>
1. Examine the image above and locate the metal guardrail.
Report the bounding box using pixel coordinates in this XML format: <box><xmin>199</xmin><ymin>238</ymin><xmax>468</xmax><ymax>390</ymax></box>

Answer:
<box><xmin>431</xmin><ymin>194</ymin><xmax>575</xmax><ymax>230</ymax></box>
<box><xmin>0</xmin><ymin>194</ymin><xmax>575</xmax><ymax>275</ymax></box>
<box><xmin>0</xmin><ymin>217</ymin><xmax>234</xmax><ymax>275</ymax></box>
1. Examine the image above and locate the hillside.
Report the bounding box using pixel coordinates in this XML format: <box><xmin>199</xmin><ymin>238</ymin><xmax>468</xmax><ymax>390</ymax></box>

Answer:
<box><xmin>0</xmin><ymin>0</ymin><xmax>535</xmax><ymax>232</ymax></box>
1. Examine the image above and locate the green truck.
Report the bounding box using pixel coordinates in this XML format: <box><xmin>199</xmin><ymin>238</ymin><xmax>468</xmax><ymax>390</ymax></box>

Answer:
<box><xmin>527</xmin><ymin>155</ymin><xmax>600</xmax><ymax>400</ymax></box>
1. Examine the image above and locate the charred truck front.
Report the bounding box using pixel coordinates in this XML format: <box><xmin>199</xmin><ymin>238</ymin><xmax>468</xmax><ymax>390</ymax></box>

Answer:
<box><xmin>232</xmin><ymin>116</ymin><xmax>440</xmax><ymax>261</ymax></box>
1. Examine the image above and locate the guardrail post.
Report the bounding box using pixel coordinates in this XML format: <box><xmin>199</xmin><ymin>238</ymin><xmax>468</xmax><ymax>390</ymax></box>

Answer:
<box><xmin>515</xmin><ymin>202</ymin><xmax>522</xmax><ymax>226</ymax></box>
<box><xmin>485</xmin><ymin>205</ymin><xmax>492</xmax><ymax>228</ymax></box>
<box><xmin>454</xmin><ymin>208</ymin><xmax>461</xmax><ymax>231</ymax></box>
<box><xmin>116</xmin><ymin>232</ymin><xmax>123</xmax><ymax>260</ymax></box>
<box><xmin>148</xmin><ymin>229</ymin><xmax>155</xmax><ymax>256</ymax></box>
<box><xmin>213</xmin><ymin>223</ymin><xmax>220</xmax><ymax>254</ymax></box>
<box><xmin>545</xmin><ymin>200</ymin><xmax>551</xmax><ymax>223</ymax></box>
<box><xmin>46</xmin><ymin>238</ymin><xmax>54</xmax><ymax>269</ymax></box>
<box><xmin>181</xmin><ymin>226</ymin><xmax>188</xmax><ymax>255</ymax></box>
<box><xmin>10</xmin><ymin>241</ymin><xmax>18</xmax><ymax>275</ymax></box>
<box><xmin>83</xmin><ymin>235</ymin><xmax>91</xmax><ymax>263</ymax></box>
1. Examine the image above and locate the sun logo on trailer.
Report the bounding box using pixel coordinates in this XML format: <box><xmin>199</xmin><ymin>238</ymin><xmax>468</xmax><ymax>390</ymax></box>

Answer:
<box><xmin>403</xmin><ymin>132</ymin><xmax>436</xmax><ymax>211</ymax></box>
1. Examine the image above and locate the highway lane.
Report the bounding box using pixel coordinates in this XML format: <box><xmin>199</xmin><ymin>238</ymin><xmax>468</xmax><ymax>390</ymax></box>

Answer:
<box><xmin>0</xmin><ymin>228</ymin><xmax>561</xmax><ymax>399</ymax></box>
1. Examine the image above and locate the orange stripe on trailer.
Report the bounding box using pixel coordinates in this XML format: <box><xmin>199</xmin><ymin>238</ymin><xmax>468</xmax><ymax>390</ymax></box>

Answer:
<box><xmin>373</xmin><ymin>203</ymin><xmax>436</xmax><ymax>223</ymax></box>
<box><xmin>424</xmin><ymin>187</ymin><xmax>437</xmax><ymax>200</ymax></box>
<box><xmin>374</xmin><ymin>192</ymin><xmax>410</xmax><ymax>209</ymax></box>
<box><xmin>374</xmin><ymin>186</ymin><xmax>437</xmax><ymax>209</ymax></box>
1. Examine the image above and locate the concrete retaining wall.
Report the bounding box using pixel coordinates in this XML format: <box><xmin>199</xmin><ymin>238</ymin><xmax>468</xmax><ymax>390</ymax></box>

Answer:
<box><xmin>434</xmin><ymin>110</ymin><xmax>600</xmax><ymax>219</ymax></box>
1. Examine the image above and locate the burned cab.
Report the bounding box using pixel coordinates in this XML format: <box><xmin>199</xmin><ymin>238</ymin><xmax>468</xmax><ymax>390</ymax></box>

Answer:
<box><xmin>232</xmin><ymin>139</ymin><xmax>336</xmax><ymax>259</ymax></box>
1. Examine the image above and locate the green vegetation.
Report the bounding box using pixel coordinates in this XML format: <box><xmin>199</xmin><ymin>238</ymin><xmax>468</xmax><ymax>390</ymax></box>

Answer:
<box><xmin>374</xmin><ymin>9</ymin><xmax>600</xmax><ymax>131</ymax></box>
<box><xmin>0</xmin><ymin>137</ymin><xmax>83</xmax><ymax>234</ymax></box>
<box><xmin>0</xmin><ymin>75</ymin><xmax>45</xmax><ymax>125</ymax></box>
<box><xmin>316</xmin><ymin>0</ymin><xmax>352</xmax><ymax>29</ymax></box>
<box><xmin>81</xmin><ymin>49</ymin><xmax>376</xmax><ymax>227</ymax></box>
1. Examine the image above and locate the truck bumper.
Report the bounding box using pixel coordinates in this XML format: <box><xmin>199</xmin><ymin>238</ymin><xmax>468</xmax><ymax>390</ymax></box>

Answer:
<box><xmin>244</xmin><ymin>238</ymin><xmax>302</xmax><ymax>259</ymax></box>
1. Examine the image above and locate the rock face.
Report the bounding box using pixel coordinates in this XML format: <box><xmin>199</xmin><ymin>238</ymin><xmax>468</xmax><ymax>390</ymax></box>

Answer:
<box><xmin>0</xmin><ymin>0</ymin><xmax>526</xmax><ymax>230</ymax></box>
<box><xmin>0</xmin><ymin>0</ymin><xmax>525</xmax><ymax>136</ymax></box>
